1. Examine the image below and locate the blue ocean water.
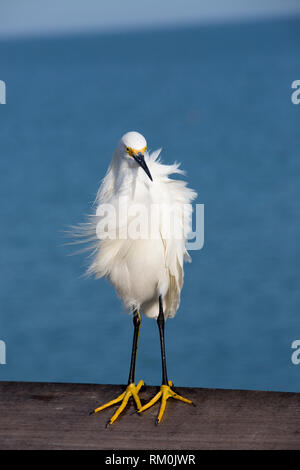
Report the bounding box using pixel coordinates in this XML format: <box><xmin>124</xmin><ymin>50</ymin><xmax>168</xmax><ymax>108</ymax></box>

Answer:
<box><xmin>0</xmin><ymin>18</ymin><xmax>300</xmax><ymax>392</ymax></box>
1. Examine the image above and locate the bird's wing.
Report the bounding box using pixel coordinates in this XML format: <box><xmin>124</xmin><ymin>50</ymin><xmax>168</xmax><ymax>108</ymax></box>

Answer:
<box><xmin>69</xmin><ymin>160</ymin><xmax>116</xmax><ymax>271</ymax></box>
<box><xmin>95</xmin><ymin>161</ymin><xmax>116</xmax><ymax>205</ymax></box>
<box><xmin>147</xmin><ymin>151</ymin><xmax>197</xmax><ymax>317</ymax></box>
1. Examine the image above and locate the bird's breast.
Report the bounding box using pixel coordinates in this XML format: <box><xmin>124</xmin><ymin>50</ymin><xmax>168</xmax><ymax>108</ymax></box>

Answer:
<box><xmin>107</xmin><ymin>237</ymin><xmax>168</xmax><ymax>307</ymax></box>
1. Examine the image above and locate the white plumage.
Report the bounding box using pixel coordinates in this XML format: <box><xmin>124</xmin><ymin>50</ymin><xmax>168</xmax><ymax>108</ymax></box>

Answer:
<box><xmin>78</xmin><ymin>131</ymin><xmax>196</xmax><ymax>319</ymax></box>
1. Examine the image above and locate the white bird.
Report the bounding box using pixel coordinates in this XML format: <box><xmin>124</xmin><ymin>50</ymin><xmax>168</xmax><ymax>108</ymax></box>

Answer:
<box><xmin>76</xmin><ymin>131</ymin><xmax>197</xmax><ymax>425</ymax></box>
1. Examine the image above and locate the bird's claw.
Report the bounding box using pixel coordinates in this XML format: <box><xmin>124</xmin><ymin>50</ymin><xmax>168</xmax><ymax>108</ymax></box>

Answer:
<box><xmin>138</xmin><ymin>380</ymin><xmax>193</xmax><ymax>424</ymax></box>
<box><xmin>91</xmin><ymin>380</ymin><xmax>145</xmax><ymax>426</ymax></box>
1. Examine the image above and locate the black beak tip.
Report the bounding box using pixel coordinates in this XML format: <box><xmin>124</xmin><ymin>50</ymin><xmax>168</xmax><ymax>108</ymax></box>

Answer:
<box><xmin>134</xmin><ymin>153</ymin><xmax>153</xmax><ymax>182</ymax></box>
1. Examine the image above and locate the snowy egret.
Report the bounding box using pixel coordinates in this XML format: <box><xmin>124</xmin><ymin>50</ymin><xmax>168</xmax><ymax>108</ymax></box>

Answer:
<box><xmin>76</xmin><ymin>131</ymin><xmax>197</xmax><ymax>425</ymax></box>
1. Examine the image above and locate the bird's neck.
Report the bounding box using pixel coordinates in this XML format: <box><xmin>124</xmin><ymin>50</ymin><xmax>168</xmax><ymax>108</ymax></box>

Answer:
<box><xmin>112</xmin><ymin>154</ymin><xmax>140</xmax><ymax>199</ymax></box>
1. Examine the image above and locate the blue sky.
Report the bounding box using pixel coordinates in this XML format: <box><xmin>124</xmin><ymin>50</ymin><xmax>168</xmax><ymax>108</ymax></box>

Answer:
<box><xmin>1</xmin><ymin>0</ymin><xmax>300</xmax><ymax>37</ymax></box>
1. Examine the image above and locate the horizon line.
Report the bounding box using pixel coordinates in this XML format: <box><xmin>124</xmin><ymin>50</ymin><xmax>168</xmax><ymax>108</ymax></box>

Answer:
<box><xmin>0</xmin><ymin>10</ymin><xmax>299</xmax><ymax>41</ymax></box>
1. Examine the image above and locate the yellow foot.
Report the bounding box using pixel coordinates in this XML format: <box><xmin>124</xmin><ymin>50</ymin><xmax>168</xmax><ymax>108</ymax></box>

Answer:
<box><xmin>90</xmin><ymin>380</ymin><xmax>144</xmax><ymax>427</ymax></box>
<box><xmin>138</xmin><ymin>380</ymin><xmax>194</xmax><ymax>424</ymax></box>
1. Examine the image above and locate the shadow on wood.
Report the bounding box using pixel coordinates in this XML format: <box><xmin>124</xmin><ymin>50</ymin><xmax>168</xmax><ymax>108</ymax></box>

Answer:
<box><xmin>0</xmin><ymin>381</ymin><xmax>300</xmax><ymax>449</ymax></box>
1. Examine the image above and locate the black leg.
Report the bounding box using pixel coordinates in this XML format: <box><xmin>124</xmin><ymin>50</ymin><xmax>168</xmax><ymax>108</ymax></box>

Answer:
<box><xmin>128</xmin><ymin>309</ymin><xmax>141</xmax><ymax>385</ymax></box>
<box><xmin>138</xmin><ymin>296</ymin><xmax>193</xmax><ymax>423</ymax></box>
<box><xmin>91</xmin><ymin>309</ymin><xmax>144</xmax><ymax>424</ymax></box>
<box><xmin>157</xmin><ymin>296</ymin><xmax>168</xmax><ymax>385</ymax></box>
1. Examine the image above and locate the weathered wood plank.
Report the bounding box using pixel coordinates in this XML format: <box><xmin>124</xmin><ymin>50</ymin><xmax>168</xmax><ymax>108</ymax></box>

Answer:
<box><xmin>0</xmin><ymin>381</ymin><xmax>299</xmax><ymax>449</ymax></box>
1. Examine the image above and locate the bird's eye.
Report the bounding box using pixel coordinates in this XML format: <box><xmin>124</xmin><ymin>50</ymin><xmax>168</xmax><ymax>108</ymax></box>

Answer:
<box><xmin>126</xmin><ymin>147</ymin><xmax>133</xmax><ymax>156</ymax></box>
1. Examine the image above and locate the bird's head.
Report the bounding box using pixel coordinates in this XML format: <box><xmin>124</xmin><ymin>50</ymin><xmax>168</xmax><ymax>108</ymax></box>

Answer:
<box><xmin>118</xmin><ymin>131</ymin><xmax>153</xmax><ymax>181</ymax></box>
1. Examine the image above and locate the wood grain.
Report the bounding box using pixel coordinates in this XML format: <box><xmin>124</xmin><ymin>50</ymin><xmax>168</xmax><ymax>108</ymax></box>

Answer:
<box><xmin>0</xmin><ymin>381</ymin><xmax>300</xmax><ymax>449</ymax></box>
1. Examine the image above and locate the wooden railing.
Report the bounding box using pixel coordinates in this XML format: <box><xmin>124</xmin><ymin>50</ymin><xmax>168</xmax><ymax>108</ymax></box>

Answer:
<box><xmin>0</xmin><ymin>381</ymin><xmax>300</xmax><ymax>449</ymax></box>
